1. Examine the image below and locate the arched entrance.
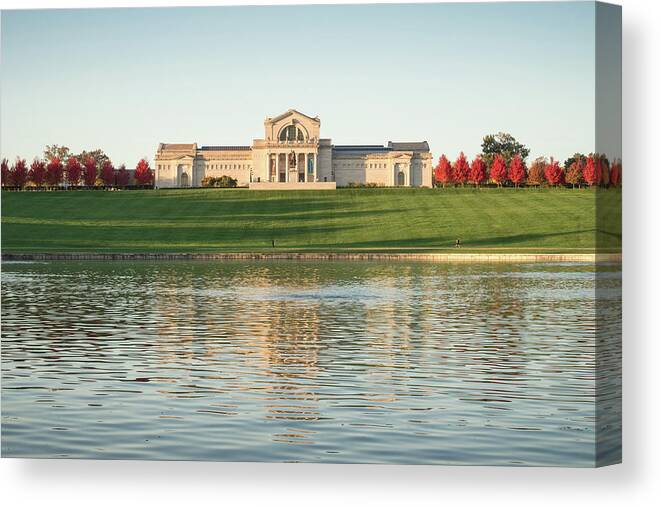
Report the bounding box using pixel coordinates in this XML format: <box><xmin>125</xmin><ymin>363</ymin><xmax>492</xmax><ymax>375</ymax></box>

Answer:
<box><xmin>181</xmin><ymin>173</ymin><xmax>189</xmax><ymax>187</ymax></box>
<box><xmin>397</xmin><ymin>171</ymin><xmax>406</xmax><ymax>186</ymax></box>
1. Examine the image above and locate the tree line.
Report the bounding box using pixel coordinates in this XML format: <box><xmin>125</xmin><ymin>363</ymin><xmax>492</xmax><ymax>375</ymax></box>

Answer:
<box><xmin>433</xmin><ymin>133</ymin><xmax>622</xmax><ymax>188</ymax></box>
<box><xmin>434</xmin><ymin>152</ymin><xmax>621</xmax><ymax>188</ymax></box>
<box><xmin>1</xmin><ymin>145</ymin><xmax>153</xmax><ymax>190</ymax></box>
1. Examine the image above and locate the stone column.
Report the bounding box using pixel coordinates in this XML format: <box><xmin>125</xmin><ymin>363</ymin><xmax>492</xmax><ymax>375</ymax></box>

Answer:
<box><xmin>278</xmin><ymin>153</ymin><xmax>283</xmax><ymax>182</ymax></box>
<box><xmin>285</xmin><ymin>152</ymin><xmax>289</xmax><ymax>183</ymax></box>
<box><xmin>265</xmin><ymin>151</ymin><xmax>269</xmax><ymax>182</ymax></box>
<box><xmin>313</xmin><ymin>152</ymin><xmax>318</xmax><ymax>182</ymax></box>
<box><xmin>307</xmin><ymin>153</ymin><xmax>312</xmax><ymax>182</ymax></box>
<box><xmin>297</xmin><ymin>152</ymin><xmax>301</xmax><ymax>182</ymax></box>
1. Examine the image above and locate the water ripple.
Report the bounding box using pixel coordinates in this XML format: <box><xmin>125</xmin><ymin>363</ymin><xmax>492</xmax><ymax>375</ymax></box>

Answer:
<box><xmin>1</xmin><ymin>260</ymin><xmax>621</xmax><ymax>465</ymax></box>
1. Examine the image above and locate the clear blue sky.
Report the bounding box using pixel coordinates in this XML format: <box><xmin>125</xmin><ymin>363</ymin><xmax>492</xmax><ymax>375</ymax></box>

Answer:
<box><xmin>1</xmin><ymin>2</ymin><xmax>598</xmax><ymax>166</ymax></box>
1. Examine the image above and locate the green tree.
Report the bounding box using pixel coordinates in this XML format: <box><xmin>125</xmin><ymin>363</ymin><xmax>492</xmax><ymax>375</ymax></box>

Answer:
<box><xmin>73</xmin><ymin>149</ymin><xmax>110</xmax><ymax>167</ymax></box>
<box><xmin>44</xmin><ymin>145</ymin><xmax>71</xmax><ymax>162</ymax></box>
<box><xmin>563</xmin><ymin>153</ymin><xmax>587</xmax><ymax>171</ymax></box>
<box><xmin>481</xmin><ymin>132</ymin><xmax>530</xmax><ymax>167</ymax></box>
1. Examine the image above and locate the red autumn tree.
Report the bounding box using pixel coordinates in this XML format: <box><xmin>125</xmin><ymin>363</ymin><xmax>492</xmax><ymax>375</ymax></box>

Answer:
<box><xmin>65</xmin><ymin>157</ymin><xmax>82</xmax><ymax>187</ymax></box>
<box><xmin>29</xmin><ymin>159</ymin><xmax>47</xmax><ymax>187</ymax></box>
<box><xmin>595</xmin><ymin>157</ymin><xmax>604</xmax><ymax>186</ymax></box>
<box><xmin>10</xmin><ymin>158</ymin><xmax>29</xmax><ymax>188</ymax></box>
<box><xmin>544</xmin><ymin>158</ymin><xmax>565</xmax><ymax>187</ymax></box>
<box><xmin>468</xmin><ymin>156</ymin><xmax>487</xmax><ymax>187</ymax></box>
<box><xmin>134</xmin><ymin>158</ymin><xmax>153</xmax><ymax>186</ymax></box>
<box><xmin>527</xmin><ymin>157</ymin><xmax>546</xmax><ymax>186</ymax></box>
<box><xmin>100</xmin><ymin>160</ymin><xmax>115</xmax><ymax>187</ymax></box>
<box><xmin>452</xmin><ymin>152</ymin><xmax>470</xmax><ymax>186</ymax></box>
<box><xmin>490</xmin><ymin>154</ymin><xmax>508</xmax><ymax>186</ymax></box>
<box><xmin>434</xmin><ymin>154</ymin><xmax>453</xmax><ymax>187</ymax></box>
<box><xmin>583</xmin><ymin>155</ymin><xmax>600</xmax><ymax>186</ymax></box>
<box><xmin>565</xmin><ymin>158</ymin><xmax>584</xmax><ymax>188</ymax></box>
<box><xmin>610</xmin><ymin>159</ymin><xmax>621</xmax><ymax>187</ymax></box>
<box><xmin>82</xmin><ymin>157</ymin><xmax>97</xmax><ymax>187</ymax></box>
<box><xmin>45</xmin><ymin>157</ymin><xmax>64</xmax><ymax>187</ymax></box>
<box><xmin>116</xmin><ymin>164</ymin><xmax>130</xmax><ymax>187</ymax></box>
<box><xmin>1</xmin><ymin>158</ymin><xmax>9</xmax><ymax>187</ymax></box>
<box><xmin>508</xmin><ymin>154</ymin><xmax>527</xmax><ymax>187</ymax></box>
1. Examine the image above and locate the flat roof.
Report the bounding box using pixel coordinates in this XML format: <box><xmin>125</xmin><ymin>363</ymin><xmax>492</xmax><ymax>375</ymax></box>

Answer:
<box><xmin>199</xmin><ymin>146</ymin><xmax>252</xmax><ymax>151</ymax></box>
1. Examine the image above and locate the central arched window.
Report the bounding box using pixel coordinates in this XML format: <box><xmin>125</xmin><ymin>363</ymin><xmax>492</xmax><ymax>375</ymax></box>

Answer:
<box><xmin>279</xmin><ymin>125</ymin><xmax>305</xmax><ymax>142</ymax></box>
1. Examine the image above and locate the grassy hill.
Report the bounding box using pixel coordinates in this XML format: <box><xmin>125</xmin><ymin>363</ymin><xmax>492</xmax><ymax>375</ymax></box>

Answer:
<box><xmin>1</xmin><ymin>187</ymin><xmax>621</xmax><ymax>253</ymax></box>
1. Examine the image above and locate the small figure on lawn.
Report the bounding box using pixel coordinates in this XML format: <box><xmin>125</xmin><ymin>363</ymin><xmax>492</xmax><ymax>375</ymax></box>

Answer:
<box><xmin>455</xmin><ymin>238</ymin><xmax>462</xmax><ymax>248</ymax></box>
<box><xmin>272</xmin><ymin>239</ymin><xmax>275</xmax><ymax>248</ymax></box>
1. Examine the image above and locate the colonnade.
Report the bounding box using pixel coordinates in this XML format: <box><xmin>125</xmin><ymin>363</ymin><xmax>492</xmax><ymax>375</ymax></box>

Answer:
<box><xmin>266</xmin><ymin>151</ymin><xmax>318</xmax><ymax>183</ymax></box>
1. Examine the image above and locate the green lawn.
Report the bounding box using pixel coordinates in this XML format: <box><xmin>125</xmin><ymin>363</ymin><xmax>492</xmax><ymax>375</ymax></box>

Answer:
<box><xmin>0</xmin><ymin>187</ymin><xmax>621</xmax><ymax>253</ymax></box>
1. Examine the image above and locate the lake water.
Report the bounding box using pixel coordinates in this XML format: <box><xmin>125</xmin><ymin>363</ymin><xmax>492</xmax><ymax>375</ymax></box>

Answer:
<box><xmin>1</xmin><ymin>260</ymin><xmax>621</xmax><ymax>465</ymax></box>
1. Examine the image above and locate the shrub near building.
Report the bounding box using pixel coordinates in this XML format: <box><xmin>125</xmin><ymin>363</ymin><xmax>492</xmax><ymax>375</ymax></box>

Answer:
<box><xmin>201</xmin><ymin>175</ymin><xmax>238</xmax><ymax>188</ymax></box>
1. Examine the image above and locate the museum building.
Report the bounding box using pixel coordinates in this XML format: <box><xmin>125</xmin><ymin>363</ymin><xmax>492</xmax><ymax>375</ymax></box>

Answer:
<box><xmin>155</xmin><ymin>109</ymin><xmax>433</xmax><ymax>189</ymax></box>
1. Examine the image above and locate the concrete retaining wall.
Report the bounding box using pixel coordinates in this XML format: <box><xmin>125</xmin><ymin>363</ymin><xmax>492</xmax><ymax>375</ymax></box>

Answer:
<box><xmin>2</xmin><ymin>252</ymin><xmax>622</xmax><ymax>263</ymax></box>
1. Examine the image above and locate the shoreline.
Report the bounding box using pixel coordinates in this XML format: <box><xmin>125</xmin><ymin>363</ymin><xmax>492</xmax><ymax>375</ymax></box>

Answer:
<box><xmin>1</xmin><ymin>252</ymin><xmax>622</xmax><ymax>263</ymax></box>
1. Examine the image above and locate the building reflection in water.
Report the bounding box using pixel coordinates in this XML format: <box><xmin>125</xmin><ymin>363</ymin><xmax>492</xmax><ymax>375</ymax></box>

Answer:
<box><xmin>151</xmin><ymin>264</ymin><xmax>326</xmax><ymax>444</ymax></box>
<box><xmin>1</xmin><ymin>260</ymin><xmax>619</xmax><ymax>463</ymax></box>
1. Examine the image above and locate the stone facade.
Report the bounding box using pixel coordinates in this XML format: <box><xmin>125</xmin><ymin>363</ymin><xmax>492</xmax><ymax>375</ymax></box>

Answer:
<box><xmin>155</xmin><ymin>109</ymin><xmax>433</xmax><ymax>188</ymax></box>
